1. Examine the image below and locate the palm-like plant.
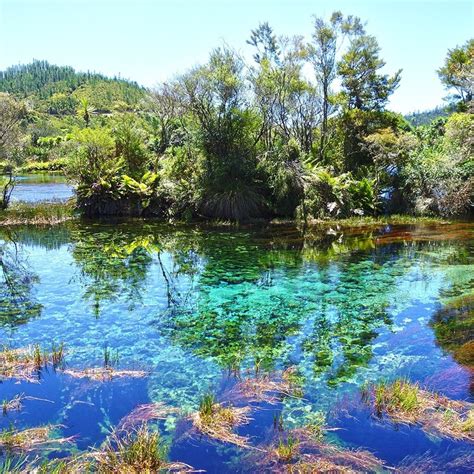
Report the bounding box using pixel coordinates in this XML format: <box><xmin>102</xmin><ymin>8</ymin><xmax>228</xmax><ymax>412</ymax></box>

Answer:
<box><xmin>77</xmin><ymin>98</ymin><xmax>95</xmax><ymax>127</ymax></box>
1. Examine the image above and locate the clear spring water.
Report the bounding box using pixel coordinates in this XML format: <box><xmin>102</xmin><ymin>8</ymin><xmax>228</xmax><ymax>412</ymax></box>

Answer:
<box><xmin>0</xmin><ymin>221</ymin><xmax>472</xmax><ymax>472</ymax></box>
<box><xmin>10</xmin><ymin>174</ymin><xmax>73</xmax><ymax>203</ymax></box>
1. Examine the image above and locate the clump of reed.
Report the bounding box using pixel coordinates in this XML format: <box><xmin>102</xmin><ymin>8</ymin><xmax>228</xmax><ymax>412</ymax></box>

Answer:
<box><xmin>0</xmin><ymin>343</ymin><xmax>65</xmax><ymax>382</ymax></box>
<box><xmin>363</xmin><ymin>379</ymin><xmax>474</xmax><ymax>441</ymax></box>
<box><xmin>0</xmin><ymin>425</ymin><xmax>72</xmax><ymax>452</ymax></box>
<box><xmin>231</xmin><ymin>366</ymin><xmax>303</xmax><ymax>405</ymax></box>
<box><xmin>90</xmin><ymin>424</ymin><xmax>193</xmax><ymax>473</ymax></box>
<box><xmin>103</xmin><ymin>345</ymin><xmax>119</xmax><ymax>369</ymax></box>
<box><xmin>257</xmin><ymin>427</ymin><xmax>383</xmax><ymax>472</ymax></box>
<box><xmin>274</xmin><ymin>435</ymin><xmax>299</xmax><ymax>463</ymax></box>
<box><xmin>191</xmin><ymin>393</ymin><xmax>252</xmax><ymax>447</ymax></box>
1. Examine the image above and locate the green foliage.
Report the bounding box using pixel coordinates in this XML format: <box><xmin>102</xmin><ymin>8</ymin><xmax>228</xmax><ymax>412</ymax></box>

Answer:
<box><xmin>398</xmin><ymin>112</ymin><xmax>473</xmax><ymax>216</ymax></box>
<box><xmin>338</xmin><ymin>34</ymin><xmax>402</xmax><ymax>111</ymax></box>
<box><xmin>437</xmin><ymin>39</ymin><xmax>474</xmax><ymax>105</ymax></box>
<box><xmin>0</xmin><ymin>20</ymin><xmax>470</xmax><ymax>220</ymax></box>
<box><xmin>302</xmin><ymin>168</ymin><xmax>378</xmax><ymax>219</ymax></box>
<box><xmin>405</xmin><ymin>105</ymin><xmax>455</xmax><ymax>126</ymax></box>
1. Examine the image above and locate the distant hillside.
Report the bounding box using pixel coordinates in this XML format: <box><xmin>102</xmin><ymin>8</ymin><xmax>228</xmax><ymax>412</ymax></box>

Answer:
<box><xmin>405</xmin><ymin>105</ymin><xmax>455</xmax><ymax>127</ymax></box>
<box><xmin>0</xmin><ymin>60</ymin><xmax>146</xmax><ymax>113</ymax></box>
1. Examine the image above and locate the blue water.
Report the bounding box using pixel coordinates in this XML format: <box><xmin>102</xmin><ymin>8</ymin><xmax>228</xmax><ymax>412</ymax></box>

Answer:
<box><xmin>10</xmin><ymin>174</ymin><xmax>73</xmax><ymax>202</ymax></box>
<box><xmin>0</xmin><ymin>221</ymin><xmax>472</xmax><ymax>472</ymax></box>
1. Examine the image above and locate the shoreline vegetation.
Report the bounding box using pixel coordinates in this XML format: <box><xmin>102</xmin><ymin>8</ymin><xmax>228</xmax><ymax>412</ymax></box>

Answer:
<box><xmin>0</xmin><ymin>13</ymin><xmax>471</xmax><ymax>222</ymax></box>
<box><xmin>0</xmin><ymin>200</ymin><xmax>456</xmax><ymax>227</ymax></box>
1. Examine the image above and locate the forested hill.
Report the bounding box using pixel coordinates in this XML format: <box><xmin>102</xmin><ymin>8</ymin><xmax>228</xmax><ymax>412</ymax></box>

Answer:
<box><xmin>405</xmin><ymin>105</ymin><xmax>455</xmax><ymax>126</ymax></box>
<box><xmin>0</xmin><ymin>60</ymin><xmax>145</xmax><ymax>113</ymax></box>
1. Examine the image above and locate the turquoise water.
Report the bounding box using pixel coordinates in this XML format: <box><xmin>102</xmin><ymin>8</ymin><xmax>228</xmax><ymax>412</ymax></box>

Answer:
<box><xmin>0</xmin><ymin>221</ymin><xmax>472</xmax><ymax>471</ymax></box>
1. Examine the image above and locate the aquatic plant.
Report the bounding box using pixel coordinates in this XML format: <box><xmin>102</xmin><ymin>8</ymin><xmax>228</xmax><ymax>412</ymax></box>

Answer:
<box><xmin>275</xmin><ymin>435</ymin><xmax>299</xmax><ymax>463</ymax></box>
<box><xmin>192</xmin><ymin>394</ymin><xmax>252</xmax><ymax>447</ymax></box>
<box><xmin>256</xmin><ymin>427</ymin><xmax>383</xmax><ymax>472</ymax></box>
<box><xmin>397</xmin><ymin>450</ymin><xmax>474</xmax><ymax>473</ymax></box>
<box><xmin>118</xmin><ymin>403</ymin><xmax>178</xmax><ymax>431</ymax></box>
<box><xmin>0</xmin><ymin>456</ymin><xmax>29</xmax><ymax>473</ymax></box>
<box><xmin>198</xmin><ymin>392</ymin><xmax>215</xmax><ymax>418</ymax></box>
<box><xmin>62</xmin><ymin>367</ymin><xmax>147</xmax><ymax>382</ymax></box>
<box><xmin>0</xmin><ymin>344</ymin><xmax>65</xmax><ymax>382</ymax></box>
<box><xmin>90</xmin><ymin>424</ymin><xmax>192</xmax><ymax>473</ymax></box>
<box><xmin>103</xmin><ymin>345</ymin><xmax>119</xmax><ymax>369</ymax></box>
<box><xmin>0</xmin><ymin>425</ymin><xmax>72</xmax><ymax>452</ymax></box>
<box><xmin>2</xmin><ymin>394</ymin><xmax>24</xmax><ymax>415</ymax></box>
<box><xmin>51</xmin><ymin>342</ymin><xmax>65</xmax><ymax>368</ymax></box>
<box><xmin>231</xmin><ymin>366</ymin><xmax>303</xmax><ymax>405</ymax></box>
<box><xmin>363</xmin><ymin>379</ymin><xmax>474</xmax><ymax>441</ymax></box>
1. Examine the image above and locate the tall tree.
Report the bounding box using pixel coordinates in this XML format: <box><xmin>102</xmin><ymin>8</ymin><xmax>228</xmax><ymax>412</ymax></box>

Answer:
<box><xmin>308</xmin><ymin>11</ymin><xmax>364</xmax><ymax>161</ymax></box>
<box><xmin>438</xmin><ymin>39</ymin><xmax>474</xmax><ymax>106</ymax></box>
<box><xmin>0</xmin><ymin>93</ymin><xmax>26</xmax><ymax>209</ymax></box>
<box><xmin>338</xmin><ymin>34</ymin><xmax>401</xmax><ymax>111</ymax></box>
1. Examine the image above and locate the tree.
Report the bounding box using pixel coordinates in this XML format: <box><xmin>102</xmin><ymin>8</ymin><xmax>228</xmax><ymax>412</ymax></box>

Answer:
<box><xmin>0</xmin><ymin>93</ymin><xmax>26</xmax><ymax>209</ymax></box>
<box><xmin>247</xmin><ymin>22</ymin><xmax>280</xmax><ymax>65</ymax></box>
<box><xmin>307</xmin><ymin>11</ymin><xmax>364</xmax><ymax>161</ymax></box>
<box><xmin>77</xmin><ymin>97</ymin><xmax>95</xmax><ymax>127</ymax></box>
<box><xmin>338</xmin><ymin>35</ymin><xmax>401</xmax><ymax>111</ymax></box>
<box><xmin>147</xmin><ymin>82</ymin><xmax>185</xmax><ymax>153</ymax></box>
<box><xmin>438</xmin><ymin>39</ymin><xmax>474</xmax><ymax>106</ymax></box>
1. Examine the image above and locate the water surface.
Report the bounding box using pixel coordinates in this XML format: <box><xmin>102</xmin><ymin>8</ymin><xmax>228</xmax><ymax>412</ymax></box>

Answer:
<box><xmin>0</xmin><ymin>221</ymin><xmax>472</xmax><ymax>471</ymax></box>
<box><xmin>9</xmin><ymin>174</ymin><xmax>73</xmax><ymax>202</ymax></box>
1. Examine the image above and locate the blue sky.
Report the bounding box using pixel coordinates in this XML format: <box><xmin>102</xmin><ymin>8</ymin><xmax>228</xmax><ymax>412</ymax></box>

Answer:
<box><xmin>1</xmin><ymin>0</ymin><xmax>472</xmax><ymax>113</ymax></box>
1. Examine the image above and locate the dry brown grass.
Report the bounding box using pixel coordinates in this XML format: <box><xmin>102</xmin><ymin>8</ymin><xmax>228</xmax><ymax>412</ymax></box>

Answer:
<box><xmin>191</xmin><ymin>399</ymin><xmax>252</xmax><ymax>448</ymax></box>
<box><xmin>364</xmin><ymin>379</ymin><xmax>474</xmax><ymax>441</ymax></box>
<box><xmin>118</xmin><ymin>402</ymin><xmax>179</xmax><ymax>431</ymax></box>
<box><xmin>231</xmin><ymin>366</ymin><xmax>303</xmax><ymax>405</ymax></box>
<box><xmin>62</xmin><ymin>367</ymin><xmax>147</xmax><ymax>381</ymax></box>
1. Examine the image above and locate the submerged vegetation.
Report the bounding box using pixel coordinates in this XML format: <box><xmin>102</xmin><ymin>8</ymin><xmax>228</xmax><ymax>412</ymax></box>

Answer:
<box><xmin>0</xmin><ymin>425</ymin><xmax>71</xmax><ymax>453</ymax></box>
<box><xmin>0</xmin><ymin>221</ymin><xmax>472</xmax><ymax>470</ymax></box>
<box><xmin>0</xmin><ymin>15</ymin><xmax>471</xmax><ymax>221</ymax></box>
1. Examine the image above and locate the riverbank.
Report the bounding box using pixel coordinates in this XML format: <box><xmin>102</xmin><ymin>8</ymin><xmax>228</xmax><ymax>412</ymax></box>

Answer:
<box><xmin>0</xmin><ymin>200</ymin><xmax>456</xmax><ymax>228</ymax></box>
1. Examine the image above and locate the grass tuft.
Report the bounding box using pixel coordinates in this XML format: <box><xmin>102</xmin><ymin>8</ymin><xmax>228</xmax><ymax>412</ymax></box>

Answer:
<box><xmin>0</xmin><ymin>425</ymin><xmax>72</xmax><ymax>452</ymax></box>
<box><xmin>91</xmin><ymin>424</ymin><xmax>192</xmax><ymax>473</ymax></box>
<box><xmin>363</xmin><ymin>379</ymin><xmax>474</xmax><ymax>441</ymax></box>
<box><xmin>0</xmin><ymin>344</ymin><xmax>66</xmax><ymax>382</ymax></box>
<box><xmin>192</xmin><ymin>394</ymin><xmax>252</xmax><ymax>447</ymax></box>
